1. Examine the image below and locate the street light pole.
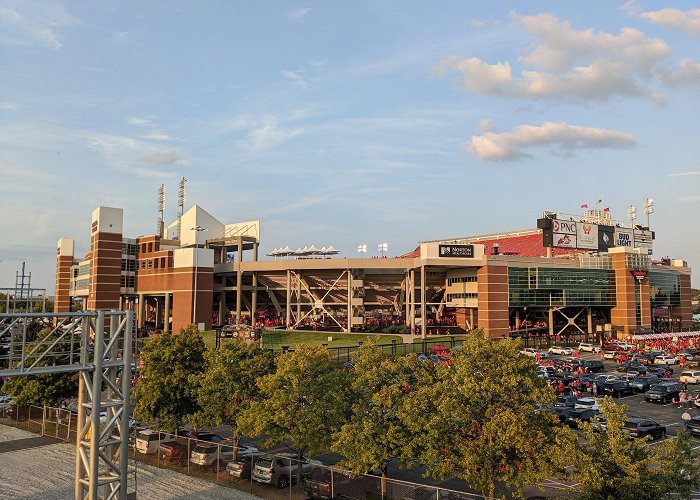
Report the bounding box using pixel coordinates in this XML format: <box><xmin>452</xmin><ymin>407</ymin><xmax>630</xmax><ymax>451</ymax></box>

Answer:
<box><xmin>191</xmin><ymin>226</ymin><xmax>207</xmax><ymax>328</ymax></box>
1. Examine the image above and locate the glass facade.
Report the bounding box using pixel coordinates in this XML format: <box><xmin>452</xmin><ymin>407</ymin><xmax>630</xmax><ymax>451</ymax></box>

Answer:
<box><xmin>649</xmin><ymin>271</ymin><xmax>681</xmax><ymax>307</ymax></box>
<box><xmin>508</xmin><ymin>267</ymin><xmax>616</xmax><ymax>307</ymax></box>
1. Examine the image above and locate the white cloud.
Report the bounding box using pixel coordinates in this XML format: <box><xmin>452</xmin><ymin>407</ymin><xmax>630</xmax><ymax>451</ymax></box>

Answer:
<box><xmin>659</xmin><ymin>58</ymin><xmax>700</xmax><ymax>87</ymax></box>
<box><xmin>128</xmin><ymin>118</ymin><xmax>152</xmax><ymax>126</ymax></box>
<box><xmin>0</xmin><ymin>2</ymin><xmax>78</xmax><ymax>49</ymax></box>
<box><xmin>640</xmin><ymin>8</ymin><xmax>700</xmax><ymax>37</ymax></box>
<box><xmin>288</xmin><ymin>8</ymin><xmax>311</xmax><ymax>21</ymax></box>
<box><xmin>678</xmin><ymin>195</ymin><xmax>700</xmax><ymax>202</ymax></box>
<box><xmin>467</xmin><ymin>121</ymin><xmax>636</xmax><ymax>161</ymax></box>
<box><xmin>282</xmin><ymin>70</ymin><xmax>308</xmax><ymax>87</ymax></box>
<box><xmin>232</xmin><ymin>117</ymin><xmax>303</xmax><ymax>151</ymax></box>
<box><xmin>438</xmin><ymin>13</ymin><xmax>672</xmax><ymax>102</ymax></box>
<box><xmin>140</xmin><ymin>151</ymin><xmax>179</xmax><ymax>165</ymax></box>
<box><xmin>669</xmin><ymin>171</ymin><xmax>700</xmax><ymax>177</ymax></box>
<box><xmin>476</xmin><ymin>118</ymin><xmax>496</xmax><ymax>134</ymax></box>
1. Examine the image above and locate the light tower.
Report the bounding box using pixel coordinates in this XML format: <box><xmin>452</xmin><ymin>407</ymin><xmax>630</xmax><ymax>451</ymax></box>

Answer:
<box><xmin>177</xmin><ymin>177</ymin><xmax>186</xmax><ymax>239</ymax></box>
<box><xmin>643</xmin><ymin>198</ymin><xmax>654</xmax><ymax>228</ymax></box>
<box><xmin>357</xmin><ymin>244</ymin><xmax>367</xmax><ymax>257</ymax></box>
<box><xmin>628</xmin><ymin>205</ymin><xmax>637</xmax><ymax>227</ymax></box>
<box><xmin>157</xmin><ymin>184</ymin><xmax>165</xmax><ymax>237</ymax></box>
<box><xmin>378</xmin><ymin>242</ymin><xmax>388</xmax><ymax>258</ymax></box>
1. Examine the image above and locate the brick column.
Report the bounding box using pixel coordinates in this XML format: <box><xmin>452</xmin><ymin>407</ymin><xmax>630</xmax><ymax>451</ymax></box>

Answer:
<box><xmin>54</xmin><ymin>238</ymin><xmax>75</xmax><ymax>313</ymax></box>
<box><xmin>477</xmin><ymin>264</ymin><xmax>509</xmax><ymax>338</ymax></box>
<box><xmin>87</xmin><ymin>207</ymin><xmax>123</xmax><ymax>311</ymax></box>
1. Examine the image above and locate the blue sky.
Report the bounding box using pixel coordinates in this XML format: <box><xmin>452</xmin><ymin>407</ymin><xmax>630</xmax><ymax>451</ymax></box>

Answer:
<box><xmin>1</xmin><ymin>1</ymin><xmax>699</xmax><ymax>292</ymax></box>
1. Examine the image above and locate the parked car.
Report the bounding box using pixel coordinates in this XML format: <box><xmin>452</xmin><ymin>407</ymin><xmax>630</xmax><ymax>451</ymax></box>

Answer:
<box><xmin>614</xmin><ymin>342</ymin><xmax>634</xmax><ymax>351</ymax></box>
<box><xmin>629</xmin><ymin>375</ymin><xmax>661</xmax><ymax>392</ymax></box>
<box><xmin>602</xmin><ymin>381</ymin><xmax>635</xmax><ymax>398</ymax></box>
<box><xmin>645</xmin><ymin>366</ymin><xmax>674</xmax><ymax>378</ymax></box>
<box><xmin>623</xmin><ymin>418</ymin><xmax>666</xmax><ymax>440</ymax></box>
<box><xmin>679</xmin><ymin>370</ymin><xmax>700</xmax><ymax>385</ymax></box>
<box><xmin>578</xmin><ymin>343</ymin><xmax>601</xmax><ymax>353</ymax></box>
<box><xmin>190</xmin><ymin>442</ymin><xmax>258</xmax><ymax>473</ymax></box>
<box><xmin>565</xmin><ymin>408</ymin><xmax>601</xmax><ymax>429</ymax></box>
<box><xmin>520</xmin><ymin>348</ymin><xmax>548</xmax><ymax>358</ymax></box>
<box><xmin>227</xmin><ymin>454</ymin><xmax>255</xmax><ymax>479</ymax></box>
<box><xmin>252</xmin><ymin>453</ymin><xmax>322</xmax><ymax>488</ymax></box>
<box><xmin>654</xmin><ymin>355</ymin><xmax>678</xmax><ymax>365</ymax></box>
<box><xmin>645</xmin><ymin>383</ymin><xmax>683</xmax><ymax>404</ymax></box>
<box><xmin>582</xmin><ymin>360</ymin><xmax>605</xmax><ymax>373</ymax></box>
<box><xmin>135</xmin><ymin>430</ymin><xmax>176</xmax><ymax>455</ymax></box>
<box><xmin>574</xmin><ymin>397</ymin><xmax>600</xmax><ymax>411</ymax></box>
<box><xmin>543</xmin><ymin>405</ymin><xmax>572</xmax><ymax>423</ymax></box>
<box><xmin>603</xmin><ymin>350</ymin><xmax>617</xmax><ymax>360</ymax></box>
<box><xmin>548</xmin><ymin>346</ymin><xmax>573</xmax><ymax>355</ymax></box>
<box><xmin>685</xmin><ymin>416</ymin><xmax>700</xmax><ymax>437</ymax></box>
<box><xmin>617</xmin><ymin>361</ymin><xmax>645</xmax><ymax>373</ymax></box>
<box><xmin>159</xmin><ymin>441</ymin><xmax>191</xmax><ymax>467</ymax></box>
<box><xmin>555</xmin><ymin>395</ymin><xmax>579</xmax><ymax>408</ymax></box>
<box><xmin>188</xmin><ymin>431</ymin><xmax>229</xmax><ymax>444</ymax></box>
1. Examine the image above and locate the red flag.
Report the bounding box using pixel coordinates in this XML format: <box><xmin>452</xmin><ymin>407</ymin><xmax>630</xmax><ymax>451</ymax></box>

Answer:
<box><xmin>581</xmin><ymin>204</ymin><xmax>589</xmax><ymax>208</ymax></box>
<box><xmin>603</xmin><ymin>207</ymin><xmax>610</xmax><ymax>212</ymax></box>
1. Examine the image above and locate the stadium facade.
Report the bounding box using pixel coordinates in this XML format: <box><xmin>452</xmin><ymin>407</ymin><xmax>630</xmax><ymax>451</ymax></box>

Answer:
<box><xmin>54</xmin><ymin>205</ymin><xmax>693</xmax><ymax>340</ymax></box>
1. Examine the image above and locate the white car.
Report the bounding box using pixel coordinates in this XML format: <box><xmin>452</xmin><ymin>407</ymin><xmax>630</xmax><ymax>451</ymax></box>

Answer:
<box><xmin>654</xmin><ymin>355</ymin><xmax>678</xmax><ymax>365</ymax></box>
<box><xmin>603</xmin><ymin>350</ymin><xmax>617</xmax><ymax>360</ymax></box>
<box><xmin>548</xmin><ymin>346</ymin><xmax>573</xmax><ymax>356</ymax></box>
<box><xmin>578</xmin><ymin>343</ymin><xmax>601</xmax><ymax>353</ymax></box>
<box><xmin>520</xmin><ymin>348</ymin><xmax>538</xmax><ymax>358</ymax></box>
<box><xmin>614</xmin><ymin>342</ymin><xmax>634</xmax><ymax>351</ymax></box>
<box><xmin>574</xmin><ymin>397</ymin><xmax>600</xmax><ymax>411</ymax></box>
<box><xmin>679</xmin><ymin>371</ymin><xmax>700</xmax><ymax>384</ymax></box>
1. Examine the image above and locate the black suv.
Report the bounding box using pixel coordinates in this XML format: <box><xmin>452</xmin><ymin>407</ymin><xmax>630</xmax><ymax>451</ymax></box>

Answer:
<box><xmin>582</xmin><ymin>360</ymin><xmax>605</xmax><ymax>373</ymax></box>
<box><xmin>602</xmin><ymin>381</ymin><xmax>635</xmax><ymax>398</ymax></box>
<box><xmin>686</xmin><ymin>416</ymin><xmax>700</xmax><ymax>437</ymax></box>
<box><xmin>629</xmin><ymin>375</ymin><xmax>660</xmax><ymax>393</ymax></box>
<box><xmin>644</xmin><ymin>383</ymin><xmax>683</xmax><ymax>404</ymax></box>
<box><xmin>565</xmin><ymin>409</ymin><xmax>601</xmax><ymax>429</ymax></box>
<box><xmin>623</xmin><ymin>418</ymin><xmax>666</xmax><ymax>440</ymax></box>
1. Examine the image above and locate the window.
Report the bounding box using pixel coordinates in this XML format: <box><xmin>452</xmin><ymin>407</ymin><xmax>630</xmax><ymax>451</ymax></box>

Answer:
<box><xmin>154</xmin><ymin>258</ymin><xmax>159</xmax><ymax>269</ymax></box>
<box><xmin>147</xmin><ymin>259</ymin><xmax>152</xmax><ymax>270</ymax></box>
<box><xmin>447</xmin><ymin>293</ymin><xmax>478</xmax><ymax>301</ymax></box>
<box><xmin>447</xmin><ymin>276</ymin><xmax>477</xmax><ymax>285</ymax></box>
<box><xmin>161</xmin><ymin>257</ymin><xmax>166</xmax><ymax>269</ymax></box>
<box><xmin>147</xmin><ymin>242</ymin><xmax>153</xmax><ymax>253</ymax></box>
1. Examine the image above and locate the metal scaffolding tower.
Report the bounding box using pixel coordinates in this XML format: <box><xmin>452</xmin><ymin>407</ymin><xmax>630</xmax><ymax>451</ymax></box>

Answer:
<box><xmin>0</xmin><ymin>310</ymin><xmax>134</xmax><ymax>500</ymax></box>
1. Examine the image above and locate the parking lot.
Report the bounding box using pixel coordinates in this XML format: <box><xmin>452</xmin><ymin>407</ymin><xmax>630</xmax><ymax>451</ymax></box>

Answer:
<box><xmin>548</xmin><ymin>349</ymin><xmax>700</xmax><ymax>447</ymax></box>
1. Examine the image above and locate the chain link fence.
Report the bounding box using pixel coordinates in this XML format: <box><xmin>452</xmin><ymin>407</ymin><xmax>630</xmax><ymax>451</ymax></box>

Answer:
<box><xmin>1</xmin><ymin>404</ymin><xmax>576</xmax><ymax>500</ymax></box>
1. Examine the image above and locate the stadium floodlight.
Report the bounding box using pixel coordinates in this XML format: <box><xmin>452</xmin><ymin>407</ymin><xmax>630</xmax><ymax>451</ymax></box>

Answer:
<box><xmin>378</xmin><ymin>242</ymin><xmax>388</xmax><ymax>257</ymax></box>
<box><xmin>357</xmin><ymin>244</ymin><xmax>367</xmax><ymax>256</ymax></box>
<box><xmin>644</xmin><ymin>198</ymin><xmax>654</xmax><ymax>228</ymax></box>
<box><xmin>628</xmin><ymin>205</ymin><xmax>637</xmax><ymax>227</ymax></box>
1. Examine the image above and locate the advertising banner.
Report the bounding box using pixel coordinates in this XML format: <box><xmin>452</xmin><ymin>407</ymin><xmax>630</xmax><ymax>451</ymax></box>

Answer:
<box><xmin>576</xmin><ymin>222</ymin><xmax>598</xmax><ymax>250</ymax></box>
<box><xmin>553</xmin><ymin>233</ymin><xmax>577</xmax><ymax>248</ymax></box>
<box><xmin>438</xmin><ymin>244</ymin><xmax>475</xmax><ymax>258</ymax></box>
<box><xmin>634</xmin><ymin>229</ymin><xmax>653</xmax><ymax>249</ymax></box>
<box><xmin>614</xmin><ymin>228</ymin><xmax>634</xmax><ymax>248</ymax></box>
<box><xmin>552</xmin><ymin>219</ymin><xmax>577</xmax><ymax>235</ymax></box>
<box><xmin>598</xmin><ymin>225</ymin><xmax>615</xmax><ymax>251</ymax></box>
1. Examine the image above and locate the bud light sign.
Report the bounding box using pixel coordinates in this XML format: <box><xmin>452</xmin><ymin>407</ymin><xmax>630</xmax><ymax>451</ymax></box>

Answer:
<box><xmin>615</xmin><ymin>228</ymin><xmax>634</xmax><ymax>247</ymax></box>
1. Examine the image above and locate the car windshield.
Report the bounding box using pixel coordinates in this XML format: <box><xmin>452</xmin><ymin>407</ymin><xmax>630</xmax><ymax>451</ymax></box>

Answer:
<box><xmin>623</xmin><ymin>420</ymin><xmax>640</xmax><ymax>429</ymax></box>
<box><xmin>256</xmin><ymin>459</ymin><xmax>273</xmax><ymax>468</ymax></box>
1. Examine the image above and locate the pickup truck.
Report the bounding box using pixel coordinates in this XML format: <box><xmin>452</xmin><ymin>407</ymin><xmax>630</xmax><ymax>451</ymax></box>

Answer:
<box><xmin>159</xmin><ymin>441</ymin><xmax>191</xmax><ymax>467</ymax></box>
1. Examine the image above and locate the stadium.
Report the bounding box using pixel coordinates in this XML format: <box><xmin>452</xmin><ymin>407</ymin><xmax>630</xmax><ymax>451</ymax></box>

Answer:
<box><xmin>54</xmin><ymin>201</ymin><xmax>693</xmax><ymax>342</ymax></box>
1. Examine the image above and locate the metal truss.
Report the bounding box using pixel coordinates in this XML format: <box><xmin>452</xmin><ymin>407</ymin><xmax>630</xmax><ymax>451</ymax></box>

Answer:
<box><xmin>0</xmin><ymin>310</ymin><xmax>133</xmax><ymax>500</ymax></box>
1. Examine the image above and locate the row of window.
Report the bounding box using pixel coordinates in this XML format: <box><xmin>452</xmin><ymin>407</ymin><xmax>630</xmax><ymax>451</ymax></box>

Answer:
<box><xmin>120</xmin><ymin>276</ymin><xmax>136</xmax><ymax>288</ymax></box>
<box><xmin>122</xmin><ymin>243</ymin><xmax>138</xmax><ymax>256</ymax></box>
<box><xmin>121</xmin><ymin>260</ymin><xmax>137</xmax><ymax>272</ymax></box>
<box><xmin>447</xmin><ymin>293</ymin><xmax>478</xmax><ymax>301</ymax></box>
<box><xmin>447</xmin><ymin>276</ymin><xmax>477</xmax><ymax>285</ymax></box>
<box><xmin>139</xmin><ymin>257</ymin><xmax>170</xmax><ymax>270</ymax></box>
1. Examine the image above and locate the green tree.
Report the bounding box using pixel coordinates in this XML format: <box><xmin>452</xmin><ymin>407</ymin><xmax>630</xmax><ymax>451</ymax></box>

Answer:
<box><xmin>195</xmin><ymin>340</ymin><xmax>275</xmax><ymax>461</ymax></box>
<box><xmin>552</xmin><ymin>397</ymin><xmax>700</xmax><ymax>500</ymax></box>
<box><xmin>240</xmin><ymin>344</ymin><xmax>353</xmax><ymax>483</ymax></box>
<box><xmin>401</xmin><ymin>332</ymin><xmax>558</xmax><ymax>498</ymax></box>
<box><xmin>333</xmin><ymin>342</ymin><xmax>436</xmax><ymax>485</ymax></box>
<box><xmin>2</xmin><ymin>328</ymin><xmax>79</xmax><ymax>405</ymax></box>
<box><xmin>133</xmin><ymin>325</ymin><xmax>207</xmax><ymax>432</ymax></box>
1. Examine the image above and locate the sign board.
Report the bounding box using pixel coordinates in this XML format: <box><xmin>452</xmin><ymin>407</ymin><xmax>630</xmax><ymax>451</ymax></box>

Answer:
<box><xmin>632</xmin><ymin>270</ymin><xmax>648</xmax><ymax>283</ymax></box>
<box><xmin>438</xmin><ymin>244</ymin><xmax>475</xmax><ymax>258</ymax></box>
<box><xmin>553</xmin><ymin>233</ymin><xmax>577</xmax><ymax>248</ymax></box>
<box><xmin>576</xmin><ymin>222</ymin><xmax>598</xmax><ymax>250</ymax></box>
<box><xmin>614</xmin><ymin>228</ymin><xmax>634</xmax><ymax>248</ymax></box>
<box><xmin>634</xmin><ymin>229</ymin><xmax>653</xmax><ymax>249</ymax></box>
<box><xmin>552</xmin><ymin>219</ymin><xmax>577</xmax><ymax>235</ymax></box>
<box><xmin>598</xmin><ymin>225</ymin><xmax>615</xmax><ymax>251</ymax></box>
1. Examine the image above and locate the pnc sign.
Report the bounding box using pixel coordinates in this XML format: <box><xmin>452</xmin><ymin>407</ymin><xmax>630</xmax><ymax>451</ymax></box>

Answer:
<box><xmin>552</xmin><ymin>220</ymin><xmax>576</xmax><ymax>234</ymax></box>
